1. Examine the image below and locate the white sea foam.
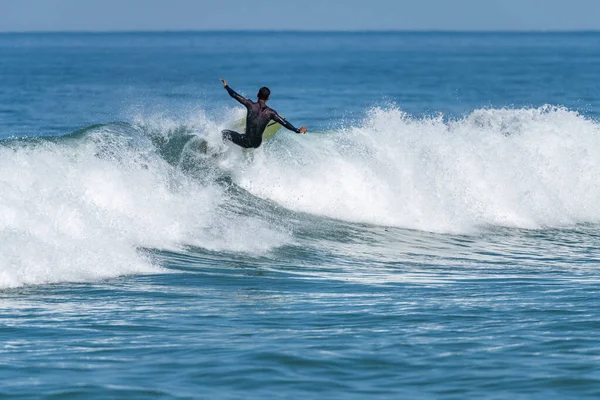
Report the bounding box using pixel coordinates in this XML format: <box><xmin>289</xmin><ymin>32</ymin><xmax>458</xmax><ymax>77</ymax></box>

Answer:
<box><xmin>0</xmin><ymin>123</ymin><xmax>289</xmax><ymax>289</ymax></box>
<box><xmin>237</xmin><ymin>106</ymin><xmax>600</xmax><ymax>233</ymax></box>
<box><xmin>3</xmin><ymin>105</ymin><xmax>600</xmax><ymax>288</ymax></box>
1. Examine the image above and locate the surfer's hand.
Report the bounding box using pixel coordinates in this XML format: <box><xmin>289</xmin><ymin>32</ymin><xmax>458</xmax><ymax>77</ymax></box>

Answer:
<box><xmin>298</xmin><ymin>126</ymin><xmax>307</xmax><ymax>134</ymax></box>
<box><xmin>220</xmin><ymin>78</ymin><xmax>227</xmax><ymax>87</ymax></box>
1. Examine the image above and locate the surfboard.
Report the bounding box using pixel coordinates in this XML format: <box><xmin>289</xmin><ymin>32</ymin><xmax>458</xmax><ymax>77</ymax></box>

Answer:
<box><xmin>232</xmin><ymin>117</ymin><xmax>283</xmax><ymax>143</ymax></box>
<box><xmin>196</xmin><ymin>117</ymin><xmax>284</xmax><ymax>156</ymax></box>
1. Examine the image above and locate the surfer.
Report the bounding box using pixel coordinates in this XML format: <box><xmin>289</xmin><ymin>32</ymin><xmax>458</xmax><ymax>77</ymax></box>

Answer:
<box><xmin>220</xmin><ymin>79</ymin><xmax>307</xmax><ymax>149</ymax></box>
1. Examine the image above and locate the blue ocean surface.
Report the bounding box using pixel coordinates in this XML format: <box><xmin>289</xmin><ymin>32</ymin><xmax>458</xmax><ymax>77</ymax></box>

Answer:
<box><xmin>2</xmin><ymin>32</ymin><xmax>600</xmax><ymax>399</ymax></box>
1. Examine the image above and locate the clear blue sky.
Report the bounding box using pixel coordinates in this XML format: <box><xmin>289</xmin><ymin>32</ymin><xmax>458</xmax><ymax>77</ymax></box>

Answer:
<box><xmin>2</xmin><ymin>0</ymin><xmax>600</xmax><ymax>32</ymax></box>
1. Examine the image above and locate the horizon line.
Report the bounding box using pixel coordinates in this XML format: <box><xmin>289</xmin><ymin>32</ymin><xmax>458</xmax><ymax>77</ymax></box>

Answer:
<box><xmin>2</xmin><ymin>28</ymin><xmax>600</xmax><ymax>35</ymax></box>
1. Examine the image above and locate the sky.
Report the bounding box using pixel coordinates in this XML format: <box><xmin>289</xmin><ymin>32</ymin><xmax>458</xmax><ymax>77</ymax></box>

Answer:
<box><xmin>1</xmin><ymin>0</ymin><xmax>600</xmax><ymax>32</ymax></box>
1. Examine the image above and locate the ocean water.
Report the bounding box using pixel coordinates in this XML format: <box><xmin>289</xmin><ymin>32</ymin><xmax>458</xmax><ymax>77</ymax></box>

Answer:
<box><xmin>2</xmin><ymin>31</ymin><xmax>600</xmax><ymax>399</ymax></box>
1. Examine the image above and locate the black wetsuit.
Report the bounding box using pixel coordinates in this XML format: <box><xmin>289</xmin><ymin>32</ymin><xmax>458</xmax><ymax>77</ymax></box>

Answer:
<box><xmin>222</xmin><ymin>85</ymin><xmax>301</xmax><ymax>148</ymax></box>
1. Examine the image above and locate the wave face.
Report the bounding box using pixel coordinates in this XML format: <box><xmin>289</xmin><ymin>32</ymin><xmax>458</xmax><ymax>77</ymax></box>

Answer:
<box><xmin>239</xmin><ymin>106</ymin><xmax>600</xmax><ymax>232</ymax></box>
<box><xmin>2</xmin><ymin>105</ymin><xmax>600</xmax><ymax>288</ymax></box>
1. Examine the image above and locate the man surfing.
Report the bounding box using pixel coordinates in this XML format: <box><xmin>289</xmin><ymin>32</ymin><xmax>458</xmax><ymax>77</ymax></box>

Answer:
<box><xmin>220</xmin><ymin>79</ymin><xmax>307</xmax><ymax>149</ymax></box>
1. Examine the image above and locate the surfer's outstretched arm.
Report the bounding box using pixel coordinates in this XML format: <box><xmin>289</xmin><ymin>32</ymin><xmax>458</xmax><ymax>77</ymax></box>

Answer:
<box><xmin>220</xmin><ymin>79</ymin><xmax>251</xmax><ymax>109</ymax></box>
<box><xmin>271</xmin><ymin>112</ymin><xmax>307</xmax><ymax>134</ymax></box>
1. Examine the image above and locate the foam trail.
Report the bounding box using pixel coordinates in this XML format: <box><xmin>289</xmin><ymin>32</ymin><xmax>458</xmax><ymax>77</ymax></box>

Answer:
<box><xmin>237</xmin><ymin>106</ymin><xmax>600</xmax><ymax>233</ymax></box>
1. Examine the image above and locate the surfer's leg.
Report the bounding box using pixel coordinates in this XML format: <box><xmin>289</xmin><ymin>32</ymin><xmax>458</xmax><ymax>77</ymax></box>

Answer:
<box><xmin>221</xmin><ymin>130</ymin><xmax>253</xmax><ymax>149</ymax></box>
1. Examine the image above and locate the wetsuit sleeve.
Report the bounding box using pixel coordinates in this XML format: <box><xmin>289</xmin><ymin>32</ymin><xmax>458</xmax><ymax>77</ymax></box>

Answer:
<box><xmin>271</xmin><ymin>112</ymin><xmax>301</xmax><ymax>133</ymax></box>
<box><xmin>225</xmin><ymin>85</ymin><xmax>252</xmax><ymax>109</ymax></box>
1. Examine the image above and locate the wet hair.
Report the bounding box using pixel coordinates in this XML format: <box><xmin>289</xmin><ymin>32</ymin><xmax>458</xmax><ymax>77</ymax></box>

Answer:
<box><xmin>257</xmin><ymin>87</ymin><xmax>271</xmax><ymax>100</ymax></box>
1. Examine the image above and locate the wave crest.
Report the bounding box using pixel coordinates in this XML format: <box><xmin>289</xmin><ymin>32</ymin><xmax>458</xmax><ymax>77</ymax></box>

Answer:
<box><xmin>239</xmin><ymin>105</ymin><xmax>600</xmax><ymax>232</ymax></box>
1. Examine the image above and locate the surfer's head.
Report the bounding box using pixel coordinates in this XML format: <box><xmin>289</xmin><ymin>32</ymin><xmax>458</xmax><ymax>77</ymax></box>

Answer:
<box><xmin>257</xmin><ymin>87</ymin><xmax>271</xmax><ymax>101</ymax></box>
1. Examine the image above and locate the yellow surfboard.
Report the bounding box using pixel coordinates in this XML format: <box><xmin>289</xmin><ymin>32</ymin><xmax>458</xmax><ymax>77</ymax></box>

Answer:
<box><xmin>233</xmin><ymin>117</ymin><xmax>283</xmax><ymax>143</ymax></box>
<box><xmin>194</xmin><ymin>117</ymin><xmax>285</xmax><ymax>156</ymax></box>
